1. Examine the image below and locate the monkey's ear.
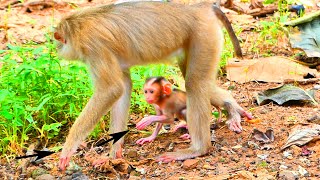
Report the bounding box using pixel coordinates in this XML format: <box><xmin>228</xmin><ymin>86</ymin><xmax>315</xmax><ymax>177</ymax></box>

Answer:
<box><xmin>54</xmin><ymin>32</ymin><xmax>66</xmax><ymax>44</ymax></box>
<box><xmin>162</xmin><ymin>84</ymin><xmax>172</xmax><ymax>95</ymax></box>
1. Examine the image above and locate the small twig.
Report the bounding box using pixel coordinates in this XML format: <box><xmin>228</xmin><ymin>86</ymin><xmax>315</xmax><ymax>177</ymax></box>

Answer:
<box><xmin>0</xmin><ymin>0</ymin><xmax>21</xmax><ymax>10</ymax></box>
<box><xmin>283</xmin><ymin>78</ymin><xmax>320</xmax><ymax>85</ymax></box>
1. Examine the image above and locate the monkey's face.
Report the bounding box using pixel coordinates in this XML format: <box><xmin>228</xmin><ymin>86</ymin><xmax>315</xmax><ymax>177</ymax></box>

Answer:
<box><xmin>144</xmin><ymin>83</ymin><xmax>162</xmax><ymax>104</ymax></box>
<box><xmin>54</xmin><ymin>31</ymin><xmax>79</xmax><ymax>61</ymax></box>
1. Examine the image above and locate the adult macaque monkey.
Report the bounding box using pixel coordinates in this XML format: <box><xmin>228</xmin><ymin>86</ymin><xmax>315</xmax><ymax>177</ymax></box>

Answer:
<box><xmin>136</xmin><ymin>76</ymin><xmax>190</xmax><ymax>145</ymax></box>
<box><xmin>54</xmin><ymin>1</ymin><xmax>252</xmax><ymax>170</ymax></box>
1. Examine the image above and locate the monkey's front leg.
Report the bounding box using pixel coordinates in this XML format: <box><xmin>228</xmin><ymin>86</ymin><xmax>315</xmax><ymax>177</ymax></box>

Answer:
<box><xmin>59</xmin><ymin>82</ymin><xmax>124</xmax><ymax>170</ymax></box>
<box><xmin>109</xmin><ymin>70</ymin><xmax>132</xmax><ymax>158</ymax></box>
<box><xmin>59</xmin><ymin>54</ymin><xmax>125</xmax><ymax>171</ymax></box>
<box><xmin>91</xmin><ymin>71</ymin><xmax>132</xmax><ymax>167</ymax></box>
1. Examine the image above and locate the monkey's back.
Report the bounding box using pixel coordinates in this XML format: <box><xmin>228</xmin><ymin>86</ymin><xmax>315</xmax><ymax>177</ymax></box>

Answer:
<box><xmin>163</xmin><ymin>89</ymin><xmax>187</xmax><ymax>119</ymax></box>
<box><xmin>56</xmin><ymin>2</ymin><xmax>221</xmax><ymax>65</ymax></box>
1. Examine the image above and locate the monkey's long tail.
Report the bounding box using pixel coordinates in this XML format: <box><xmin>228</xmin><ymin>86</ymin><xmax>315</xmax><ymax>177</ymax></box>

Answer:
<box><xmin>212</xmin><ymin>5</ymin><xmax>243</xmax><ymax>58</ymax></box>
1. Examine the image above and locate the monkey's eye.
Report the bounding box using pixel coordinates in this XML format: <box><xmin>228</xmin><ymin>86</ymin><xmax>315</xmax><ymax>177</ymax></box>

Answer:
<box><xmin>150</xmin><ymin>90</ymin><xmax>154</xmax><ymax>94</ymax></box>
<box><xmin>144</xmin><ymin>90</ymin><xmax>148</xmax><ymax>94</ymax></box>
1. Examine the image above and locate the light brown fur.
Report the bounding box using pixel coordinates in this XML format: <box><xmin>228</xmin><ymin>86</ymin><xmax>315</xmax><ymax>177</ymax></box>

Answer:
<box><xmin>54</xmin><ymin>2</ymin><xmax>252</xmax><ymax>170</ymax></box>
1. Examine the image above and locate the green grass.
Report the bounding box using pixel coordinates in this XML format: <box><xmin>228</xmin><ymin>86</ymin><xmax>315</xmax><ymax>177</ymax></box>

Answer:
<box><xmin>0</xmin><ymin>41</ymin><xmax>92</xmax><ymax>156</ymax></box>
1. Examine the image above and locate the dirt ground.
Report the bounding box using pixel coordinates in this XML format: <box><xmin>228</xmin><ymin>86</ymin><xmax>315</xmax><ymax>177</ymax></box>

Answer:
<box><xmin>1</xmin><ymin>0</ymin><xmax>319</xmax><ymax>179</ymax></box>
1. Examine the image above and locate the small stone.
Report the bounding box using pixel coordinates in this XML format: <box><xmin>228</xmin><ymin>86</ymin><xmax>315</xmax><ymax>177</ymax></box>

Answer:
<box><xmin>203</xmin><ymin>164</ymin><xmax>215</xmax><ymax>170</ymax></box>
<box><xmin>199</xmin><ymin>169</ymin><xmax>207</xmax><ymax>177</ymax></box>
<box><xmin>307</xmin><ymin>114</ymin><xmax>320</xmax><ymax>124</ymax></box>
<box><xmin>220</xmin><ymin>147</ymin><xmax>229</xmax><ymax>151</ymax></box>
<box><xmin>299</xmin><ymin>157</ymin><xmax>311</xmax><ymax>167</ymax></box>
<box><xmin>314</xmin><ymin>85</ymin><xmax>320</xmax><ymax>90</ymax></box>
<box><xmin>35</xmin><ymin>174</ymin><xmax>55</xmax><ymax>180</ymax></box>
<box><xmin>261</xmin><ymin>144</ymin><xmax>274</xmax><ymax>150</ymax></box>
<box><xmin>298</xmin><ymin>165</ymin><xmax>309</xmax><ymax>177</ymax></box>
<box><xmin>232</xmin><ymin>144</ymin><xmax>242</xmax><ymax>149</ymax></box>
<box><xmin>65</xmin><ymin>162</ymin><xmax>82</xmax><ymax>175</ymax></box>
<box><xmin>136</xmin><ymin>168</ymin><xmax>146</xmax><ymax>175</ymax></box>
<box><xmin>230</xmin><ymin>156</ymin><xmax>240</xmax><ymax>163</ymax></box>
<box><xmin>259</xmin><ymin>108</ymin><xmax>269</xmax><ymax>114</ymax></box>
<box><xmin>278</xmin><ymin>171</ymin><xmax>299</xmax><ymax>180</ymax></box>
<box><xmin>247</xmin><ymin>141</ymin><xmax>260</xmax><ymax>150</ymax></box>
<box><xmin>257</xmin><ymin>154</ymin><xmax>269</xmax><ymax>160</ymax></box>
<box><xmin>61</xmin><ymin>176</ymin><xmax>72</xmax><ymax>180</ymax></box>
<box><xmin>227</xmin><ymin>150</ymin><xmax>236</xmax><ymax>155</ymax></box>
<box><xmin>31</xmin><ymin>168</ymin><xmax>48</xmax><ymax>178</ymax></box>
<box><xmin>43</xmin><ymin>163</ymin><xmax>54</xmax><ymax>170</ymax></box>
<box><xmin>19</xmin><ymin>174</ymin><xmax>27</xmax><ymax>179</ymax></box>
<box><xmin>183</xmin><ymin>159</ymin><xmax>199</xmax><ymax>170</ymax></box>
<box><xmin>127</xmin><ymin>150</ymin><xmax>138</xmax><ymax>158</ymax></box>
<box><xmin>168</xmin><ymin>142</ymin><xmax>175</xmax><ymax>151</ymax></box>
<box><xmin>211</xmin><ymin>130</ymin><xmax>216</xmax><ymax>142</ymax></box>
<box><xmin>153</xmin><ymin>170</ymin><xmax>162</xmax><ymax>177</ymax></box>
<box><xmin>279</xmin><ymin>165</ymin><xmax>288</xmax><ymax>170</ymax></box>
<box><xmin>72</xmin><ymin>172</ymin><xmax>90</xmax><ymax>180</ymax></box>
<box><xmin>283</xmin><ymin>151</ymin><xmax>293</xmax><ymax>159</ymax></box>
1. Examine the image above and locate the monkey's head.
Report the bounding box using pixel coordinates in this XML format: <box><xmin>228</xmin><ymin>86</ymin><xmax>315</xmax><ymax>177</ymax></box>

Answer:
<box><xmin>53</xmin><ymin>18</ymin><xmax>80</xmax><ymax>61</ymax></box>
<box><xmin>143</xmin><ymin>77</ymin><xmax>172</xmax><ymax>105</ymax></box>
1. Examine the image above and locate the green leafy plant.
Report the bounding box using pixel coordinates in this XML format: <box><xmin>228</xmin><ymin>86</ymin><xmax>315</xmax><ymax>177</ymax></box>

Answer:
<box><xmin>0</xmin><ymin>41</ymin><xmax>91</xmax><ymax>155</ymax></box>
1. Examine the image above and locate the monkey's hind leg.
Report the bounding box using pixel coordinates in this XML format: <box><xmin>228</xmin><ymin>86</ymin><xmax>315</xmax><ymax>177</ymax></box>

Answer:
<box><xmin>158</xmin><ymin>21</ymin><xmax>220</xmax><ymax>162</ymax></box>
<box><xmin>210</xmin><ymin>87</ymin><xmax>253</xmax><ymax>133</ymax></box>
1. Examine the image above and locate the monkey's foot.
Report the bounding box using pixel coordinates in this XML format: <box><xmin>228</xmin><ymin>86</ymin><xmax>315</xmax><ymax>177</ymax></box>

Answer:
<box><xmin>109</xmin><ymin>144</ymin><xmax>123</xmax><ymax>159</ymax></box>
<box><xmin>59</xmin><ymin>156</ymin><xmax>71</xmax><ymax>171</ymax></box>
<box><xmin>156</xmin><ymin>148</ymin><xmax>206</xmax><ymax>163</ymax></box>
<box><xmin>59</xmin><ymin>148</ymin><xmax>77</xmax><ymax>171</ymax></box>
<box><xmin>136</xmin><ymin>136</ymin><xmax>156</xmax><ymax>145</ymax></box>
<box><xmin>179</xmin><ymin>133</ymin><xmax>191</xmax><ymax>140</ymax></box>
<box><xmin>92</xmin><ymin>156</ymin><xmax>110</xmax><ymax>167</ymax></box>
<box><xmin>173</xmin><ymin>122</ymin><xmax>188</xmax><ymax>132</ymax></box>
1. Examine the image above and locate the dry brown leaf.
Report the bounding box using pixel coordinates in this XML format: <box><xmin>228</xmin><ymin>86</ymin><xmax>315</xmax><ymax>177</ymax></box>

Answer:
<box><xmin>281</xmin><ymin>123</ymin><xmax>320</xmax><ymax>150</ymax></box>
<box><xmin>226</xmin><ymin>56</ymin><xmax>319</xmax><ymax>83</ymax></box>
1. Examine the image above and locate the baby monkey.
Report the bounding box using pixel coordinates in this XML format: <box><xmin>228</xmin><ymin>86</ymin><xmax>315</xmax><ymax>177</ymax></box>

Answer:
<box><xmin>136</xmin><ymin>77</ymin><xmax>190</xmax><ymax>145</ymax></box>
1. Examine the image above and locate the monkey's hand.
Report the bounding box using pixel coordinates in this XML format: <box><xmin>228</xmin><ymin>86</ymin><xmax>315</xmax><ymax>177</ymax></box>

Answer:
<box><xmin>136</xmin><ymin>116</ymin><xmax>157</xmax><ymax>130</ymax></box>
<box><xmin>226</xmin><ymin>107</ymin><xmax>253</xmax><ymax>133</ymax></box>
<box><xmin>136</xmin><ymin>136</ymin><xmax>156</xmax><ymax>145</ymax></box>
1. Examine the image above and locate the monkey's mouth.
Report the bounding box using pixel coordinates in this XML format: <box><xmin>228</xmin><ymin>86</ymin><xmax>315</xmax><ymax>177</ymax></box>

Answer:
<box><xmin>146</xmin><ymin>100</ymin><xmax>153</xmax><ymax>104</ymax></box>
